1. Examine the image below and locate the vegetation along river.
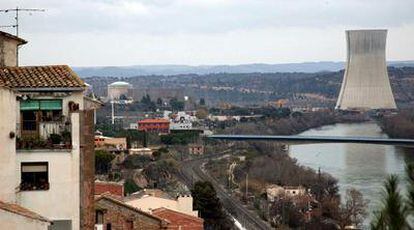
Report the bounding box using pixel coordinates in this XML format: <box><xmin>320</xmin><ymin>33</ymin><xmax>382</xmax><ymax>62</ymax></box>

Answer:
<box><xmin>289</xmin><ymin>122</ymin><xmax>414</xmax><ymax>221</ymax></box>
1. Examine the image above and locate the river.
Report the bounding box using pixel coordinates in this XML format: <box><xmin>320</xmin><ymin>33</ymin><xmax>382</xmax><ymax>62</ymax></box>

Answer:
<box><xmin>289</xmin><ymin>122</ymin><xmax>414</xmax><ymax>222</ymax></box>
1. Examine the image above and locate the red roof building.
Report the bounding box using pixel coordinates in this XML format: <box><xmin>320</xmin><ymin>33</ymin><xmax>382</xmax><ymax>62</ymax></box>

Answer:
<box><xmin>138</xmin><ymin>118</ymin><xmax>170</xmax><ymax>134</ymax></box>
<box><xmin>95</xmin><ymin>181</ymin><xmax>124</xmax><ymax>197</ymax></box>
<box><xmin>152</xmin><ymin>208</ymin><xmax>204</xmax><ymax>230</ymax></box>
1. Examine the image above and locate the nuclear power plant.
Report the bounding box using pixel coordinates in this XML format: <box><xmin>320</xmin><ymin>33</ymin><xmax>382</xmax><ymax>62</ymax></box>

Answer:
<box><xmin>335</xmin><ymin>29</ymin><xmax>397</xmax><ymax>110</ymax></box>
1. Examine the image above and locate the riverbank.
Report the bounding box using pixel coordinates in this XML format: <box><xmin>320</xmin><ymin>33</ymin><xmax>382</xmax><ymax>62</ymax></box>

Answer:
<box><xmin>290</xmin><ymin>122</ymin><xmax>413</xmax><ymax>226</ymax></box>
<box><xmin>379</xmin><ymin>110</ymin><xmax>414</xmax><ymax>139</ymax></box>
<box><xmin>218</xmin><ymin>110</ymin><xmax>369</xmax><ymax>136</ymax></box>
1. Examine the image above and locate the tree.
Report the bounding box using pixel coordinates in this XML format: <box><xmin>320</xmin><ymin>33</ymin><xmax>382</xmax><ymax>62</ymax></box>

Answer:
<box><xmin>95</xmin><ymin>150</ymin><xmax>115</xmax><ymax>174</ymax></box>
<box><xmin>191</xmin><ymin>181</ymin><xmax>234</xmax><ymax>230</ymax></box>
<box><xmin>124</xmin><ymin>178</ymin><xmax>140</xmax><ymax>195</ymax></box>
<box><xmin>199</xmin><ymin>98</ymin><xmax>206</xmax><ymax>106</ymax></box>
<box><xmin>141</xmin><ymin>94</ymin><xmax>152</xmax><ymax>104</ymax></box>
<box><xmin>169</xmin><ymin>98</ymin><xmax>185</xmax><ymax>111</ymax></box>
<box><xmin>406</xmin><ymin>163</ymin><xmax>414</xmax><ymax>213</ymax></box>
<box><xmin>156</xmin><ymin>97</ymin><xmax>163</xmax><ymax>106</ymax></box>
<box><xmin>140</xmin><ymin>94</ymin><xmax>156</xmax><ymax>111</ymax></box>
<box><xmin>119</xmin><ymin>94</ymin><xmax>128</xmax><ymax>100</ymax></box>
<box><xmin>337</xmin><ymin>188</ymin><xmax>369</xmax><ymax>229</ymax></box>
<box><xmin>196</xmin><ymin>107</ymin><xmax>209</xmax><ymax>119</ymax></box>
<box><xmin>122</xmin><ymin>155</ymin><xmax>152</xmax><ymax>169</ymax></box>
<box><xmin>371</xmin><ymin>175</ymin><xmax>409</xmax><ymax>230</ymax></box>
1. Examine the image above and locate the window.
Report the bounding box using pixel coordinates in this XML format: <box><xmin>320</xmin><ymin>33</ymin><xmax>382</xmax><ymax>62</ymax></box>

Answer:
<box><xmin>20</xmin><ymin>162</ymin><xmax>49</xmax><ymax>191</ymax></box>
<box><xmin>48</xmin><ymin>220</ymin><xmax>72</xmax><ymax>230</ymax></box>
<box><xmin>126</xmin><ymin>220</ymin><xmax>133</xmax><ymax>230</ymax></box>
<box><xmin>106</xmin><ymin>223</ymin><xmax>112</xmax><ymax>230</ymax></box>
<box><xmin>21</xmin><ymin>110</ymin><xmax>38</xmax><ymax>131</ymax></box>
<box><xmin>20</xmin><ymin>99</ymin><xmax>63</xmax><ymax>136</ymax></box>
<box><xmin>95</xmin><ymin>210</ymin><xmax>104</xmax><ymax>224</ymax></box>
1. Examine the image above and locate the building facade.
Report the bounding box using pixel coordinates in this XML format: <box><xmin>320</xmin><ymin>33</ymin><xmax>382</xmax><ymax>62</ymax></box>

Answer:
<box><xmin>138</xmin><ymin>118</ymin><xmax>170</xmax><ymax>134</ymax></box>
<box><xmin>0</xmin><ymin>32</ymin><xmax>97</xmax><ymax>230</ymax></box>
<box><xmin>107</xmin><ymin>81</ymin><xmax>132</xmax><ymax>101</ymax></box>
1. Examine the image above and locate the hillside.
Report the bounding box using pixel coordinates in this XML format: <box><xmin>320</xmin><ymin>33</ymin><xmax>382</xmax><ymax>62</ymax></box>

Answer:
<box><xmin>83</xmin><ymin>67</ymin><xmax>414</xmax><ymax>108</ymax></box>
<box><xmin>73</xmin><ymin>61</ymin><xmax>414</xmax><ymax>77</ymax></box>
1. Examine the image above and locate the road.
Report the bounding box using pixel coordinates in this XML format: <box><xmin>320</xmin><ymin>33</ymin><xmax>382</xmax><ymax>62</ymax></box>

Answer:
<box><xmin>177</xmin><ymin>153</ymin><xmax>272</xmax><ymax>230</ymax></box>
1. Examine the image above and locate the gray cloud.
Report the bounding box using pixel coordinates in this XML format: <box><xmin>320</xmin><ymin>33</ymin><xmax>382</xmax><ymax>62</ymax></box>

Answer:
<box><xmin>1</xmin><ymin>0</ymin><xmax>413</xmax><ymax>66</ymax></box>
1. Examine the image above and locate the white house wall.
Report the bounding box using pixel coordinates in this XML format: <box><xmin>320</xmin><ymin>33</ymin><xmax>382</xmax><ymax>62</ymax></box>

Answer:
<box><xmin>62</xmin><ymin>91</ymin><xmax>85</xmax><ymax>115</ymax></box>
<box><xmin>0</xmin><ymin>87</ymin><xmax>17</xmax><ymax>203</ymax></box>
<box><xmin>15</xmin><ymin>113</ymin><xmax>81</xmax><ymax>230</ymax></box>
<box><xmin>0</xmin><ymin>209</ymin><xmax>49</xmax><ymax>230</ymax></box>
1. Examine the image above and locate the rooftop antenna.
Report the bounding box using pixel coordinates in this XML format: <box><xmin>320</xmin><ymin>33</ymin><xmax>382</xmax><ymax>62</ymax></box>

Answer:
<box><xmin>0</xmin><ymin>7</ymin><xmax>45</xmax><ymax>65</ymax></box>
<box><xmin>0</xmin><ymin>7</ymin><xmax>45</xmax><ymax>37</ymax></box>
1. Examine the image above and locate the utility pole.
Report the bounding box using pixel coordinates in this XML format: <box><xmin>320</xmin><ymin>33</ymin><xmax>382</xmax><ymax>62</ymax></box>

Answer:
<box><xmin>0</xmin><ymin>7</ymin><xmax>45</xmax><ymax>65</ymax></box>
<box><xmin>245</xmin><ymin>173</ymin><xmax>248</xmax><ymax>200</ymax></box>
<box><xmin>111</xmin><ymin>101</ymin><xmax>115</xmax><ymax>125</ymax></box>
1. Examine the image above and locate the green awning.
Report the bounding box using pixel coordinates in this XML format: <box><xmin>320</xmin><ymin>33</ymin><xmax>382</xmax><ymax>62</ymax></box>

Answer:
<box><xmin>40</xmin><ymin>100</ymin><xmax>62</xmax><ymax>110</ymax></box>
<box><xmin>20</xmin><ymin>100</ymin><xmax>40</xmax><ymax>110</ymax></box>
<box><xmin>20</xmin><ymin>100</ymin><xmax>62</xmax><ymax>110</ymax></box>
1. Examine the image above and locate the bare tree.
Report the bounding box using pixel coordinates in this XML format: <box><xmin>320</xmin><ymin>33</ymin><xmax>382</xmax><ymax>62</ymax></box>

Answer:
<box><xmin>338</xmin><ymin>188</ymin><xmax>369</xmax><ymax>229</ymax></box>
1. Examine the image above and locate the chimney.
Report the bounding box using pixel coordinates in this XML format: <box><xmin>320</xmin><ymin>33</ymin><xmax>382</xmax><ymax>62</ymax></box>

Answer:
<box><xmin>0</xmin><ymin>31</ymin><xmax>27</xmax><ymax>67</ymax></box>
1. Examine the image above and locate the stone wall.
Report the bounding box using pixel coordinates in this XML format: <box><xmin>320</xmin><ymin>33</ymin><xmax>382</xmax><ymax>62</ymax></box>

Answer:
<box><xmin>80</xmin><ymin>110</ymin><xmax>95</xmax><ymax>229</ymax></box>
<box><xmin>0</xmin><ymin>37</ymin><xmax>19</xmax><ymax>67</ymax></box>
<box><xmin>96</xmin><ymin>197</ymin><xmax>165</xmax><ymax>230</ymax></box>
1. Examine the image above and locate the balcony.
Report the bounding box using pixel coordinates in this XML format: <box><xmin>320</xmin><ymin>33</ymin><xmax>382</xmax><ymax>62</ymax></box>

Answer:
<box><xmin>16</xmin><ymin>121</ymin><xmax>72</xmax><ymax>150</ymax></box>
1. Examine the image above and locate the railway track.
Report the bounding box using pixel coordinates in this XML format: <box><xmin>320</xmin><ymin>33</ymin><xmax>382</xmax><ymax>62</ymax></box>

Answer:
<box><xmin>178</xmin><ymin>154</ymin><xmax>271</xmax><ymax>230</ymax></box>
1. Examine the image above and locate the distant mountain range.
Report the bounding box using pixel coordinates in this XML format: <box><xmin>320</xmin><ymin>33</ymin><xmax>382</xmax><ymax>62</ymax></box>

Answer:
<box><xmin>73</xmin><ymin>61</ymin><xmax>414</xmax><ymax>77</ymax></box>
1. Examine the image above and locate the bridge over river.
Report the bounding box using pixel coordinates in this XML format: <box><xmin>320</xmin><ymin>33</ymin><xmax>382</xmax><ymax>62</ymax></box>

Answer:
<box><xmin>209</xmin><ymin>134</ymin><xmax>414</xmax><ymax>147</ymax></box>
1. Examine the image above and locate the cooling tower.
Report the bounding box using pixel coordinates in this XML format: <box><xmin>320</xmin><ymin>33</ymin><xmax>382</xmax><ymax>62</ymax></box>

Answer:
<box><xmin>335</xmin><ymin>30</ymin><xmax>397</xmax><ymax>110</ymax></box>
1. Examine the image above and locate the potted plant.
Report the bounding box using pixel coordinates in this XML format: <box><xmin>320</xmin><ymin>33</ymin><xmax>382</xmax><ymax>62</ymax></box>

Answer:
<box><xmin>61</xmin><ymin>130</ymin><xmax>72</xmax><ymax>148</ymax></box>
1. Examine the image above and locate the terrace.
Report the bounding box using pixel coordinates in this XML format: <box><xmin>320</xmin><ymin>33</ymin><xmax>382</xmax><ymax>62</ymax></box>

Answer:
<box><xmin>16</xmin><ymin>99</ymin><xmax>72</xmax><ymax>150</ymax></box>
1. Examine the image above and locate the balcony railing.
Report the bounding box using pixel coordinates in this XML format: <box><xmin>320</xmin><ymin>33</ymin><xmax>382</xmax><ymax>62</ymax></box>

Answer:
<box><xmin>16</xmin><ymin>121</ymin><xmax>72</xmax><ymax>150</ymax></box>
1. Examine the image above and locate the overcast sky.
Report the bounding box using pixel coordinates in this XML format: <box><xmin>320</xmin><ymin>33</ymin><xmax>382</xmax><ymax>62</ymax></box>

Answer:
<box><xmin>2</xmin><ymin>0</ymin><xmax>414</xmax><ymax>66</ymax></box>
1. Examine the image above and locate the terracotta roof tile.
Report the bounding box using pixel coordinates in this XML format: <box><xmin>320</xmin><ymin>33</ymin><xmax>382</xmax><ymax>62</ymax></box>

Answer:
<box><xmin>0</xmin><ymin>200</ymin><xmax>50</xmax><ymax>223</ymax></box>
<box><xmin>152</xmin><ymin>207</ymin><xmax>203</xmax><ymax>227</ymax></box>
<box><xmin>95</xmin><ymin>181</ymin><xmax>124</xmax><ymax>197</ymax></box>
<box><xmin>0</xmin><ymin>65</ymin><xmax>85</xmax><ymax>89</ymax></box>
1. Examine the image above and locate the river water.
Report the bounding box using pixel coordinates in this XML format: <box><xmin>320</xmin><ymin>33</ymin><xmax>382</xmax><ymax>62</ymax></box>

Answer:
<box><xmin>289</xmin><ymin>122</ymin><xmax>414</xmax><ymax>222</ymax></box>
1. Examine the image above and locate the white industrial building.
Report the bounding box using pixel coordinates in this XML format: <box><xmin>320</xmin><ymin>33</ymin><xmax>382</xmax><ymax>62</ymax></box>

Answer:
<box><xmin>336</xmin><ymin>29</ymin><xmax>397</xmax><ymax>110</ymax></box>
<box><xmin>107</xmin><ymin>81</ymin><xmax>132</xmax><ymax>101</ymax></box>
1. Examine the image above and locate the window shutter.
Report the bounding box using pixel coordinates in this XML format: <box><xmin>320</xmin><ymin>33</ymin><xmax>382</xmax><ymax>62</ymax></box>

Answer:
<box><xmin>22</xmin><ymin>164</ymin><xmax>47</xmax><ymax>172</ymax></box>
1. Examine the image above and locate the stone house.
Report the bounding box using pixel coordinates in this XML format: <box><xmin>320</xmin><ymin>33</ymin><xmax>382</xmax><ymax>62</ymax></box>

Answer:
<box><xmin>94</xmin><ymin>194</ymin><xmax>169</xmax><ymax>230</ymax></box>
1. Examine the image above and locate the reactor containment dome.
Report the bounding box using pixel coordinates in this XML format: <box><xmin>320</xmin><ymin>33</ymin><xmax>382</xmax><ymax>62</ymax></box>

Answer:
<box><xmin>335</xmin><ymin>30</ymin><xmax>397</xmax><ymax>110</ymax></box>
